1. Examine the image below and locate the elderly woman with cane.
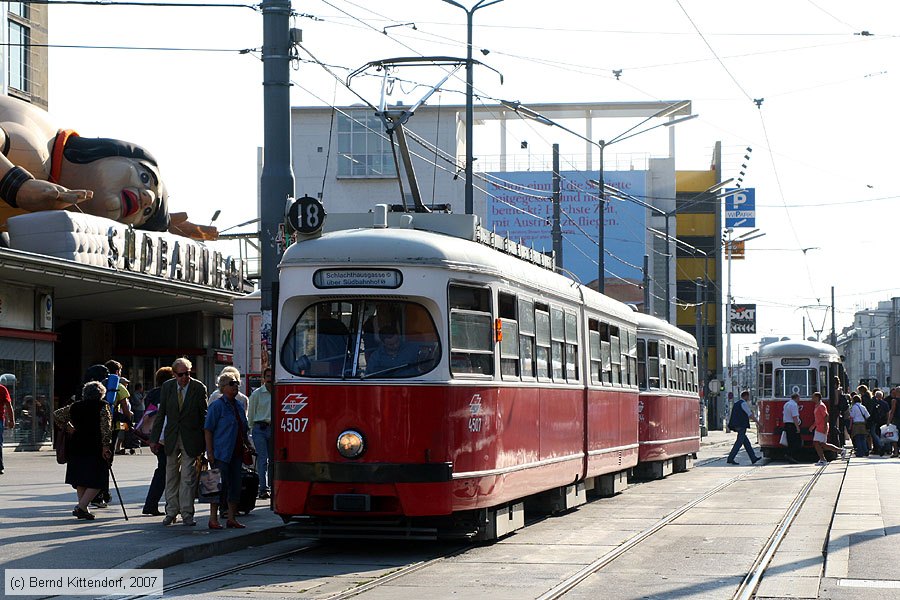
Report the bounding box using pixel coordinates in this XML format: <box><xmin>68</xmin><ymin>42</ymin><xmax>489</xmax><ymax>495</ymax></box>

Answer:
<box><xmin>53</xmin><ymin>381</ymin><xmax>112</xmax><ymax>520</ymax></box>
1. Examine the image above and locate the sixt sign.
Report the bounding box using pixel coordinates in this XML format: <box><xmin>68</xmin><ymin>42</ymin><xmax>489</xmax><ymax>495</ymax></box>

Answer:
<box><xmin>730</xmin><ymin>303</ymin><xmax>757</xmax><ymax>334</ymax></box>
<box><xmin>724</xmin><ymin>188</ymin><xmax>756</xmax><ymax>228</ymax></box>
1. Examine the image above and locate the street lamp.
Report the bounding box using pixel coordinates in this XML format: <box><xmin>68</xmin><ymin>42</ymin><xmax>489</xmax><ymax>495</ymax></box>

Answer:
<box><xmin>440</xmin><ymin>0</ymin><xmax>504</xmax><ymax>215</ymax></box>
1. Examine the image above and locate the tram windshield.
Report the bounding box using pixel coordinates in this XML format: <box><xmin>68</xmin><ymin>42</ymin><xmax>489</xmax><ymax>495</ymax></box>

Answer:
<box><xmin>281</xmin><ymin>300</ymin><xmax>441</xmax><ymax>379</ymax></box>
<box><xmin>773</xmin><ymin>368</ymin><xmax>819</xmax><ymax>398</ymax></box>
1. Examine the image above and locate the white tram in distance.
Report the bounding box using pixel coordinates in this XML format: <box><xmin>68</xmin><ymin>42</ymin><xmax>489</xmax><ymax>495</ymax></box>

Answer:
<box><xmin>757</xmin><ymin>339</ymin><xmax>844</xmax><ymax>457</ymax></box>
<box><xmin>270</xmin><ymin>206</ymin><xmax>700</xmax><ymax>540</ymax></box>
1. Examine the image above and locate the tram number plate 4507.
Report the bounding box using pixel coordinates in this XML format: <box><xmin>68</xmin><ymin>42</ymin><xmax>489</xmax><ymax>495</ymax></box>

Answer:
<box><xmin>281</xmin><ymin>417</ymin><xmax>309</xmax><ymax>433</ymax></box>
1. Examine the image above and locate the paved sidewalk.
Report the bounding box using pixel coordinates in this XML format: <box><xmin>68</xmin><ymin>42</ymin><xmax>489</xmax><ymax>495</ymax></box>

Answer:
<box><xmin>0</xmin><ymin>448</ymin><xmax>286</xmax><ymax>574</ymax></box>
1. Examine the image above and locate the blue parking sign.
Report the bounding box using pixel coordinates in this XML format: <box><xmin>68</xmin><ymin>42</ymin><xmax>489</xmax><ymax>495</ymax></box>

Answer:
<box><xmin>724</xmin><ymin>188</ymin><xmax>755</xmax><ymax>228</ymax></box>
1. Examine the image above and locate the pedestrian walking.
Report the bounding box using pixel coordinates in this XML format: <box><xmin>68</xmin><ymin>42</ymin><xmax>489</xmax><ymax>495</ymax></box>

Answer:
<box><xmin>52</xmin><ymin>381</ymin><xmax>113</xmax><ymax>520</ymax></box>
<box><xmin>0</xmin><ymin>383</ymin><xmax>14</xmax><ymax>474</ymax></box>
<box><xmin>727</xmin><ymin>390</ymin><xmax>761</xmax><ymax>465</ymax></box>
<box><xmin>887</xmin><ymin>387</ymin><xmax>900</xmax><ymax>458</ymax></box>
<box><xmin>139</xmin><ymin>367</ymin><xmax>173</xmax><ymax>516</ymax></box>
<box><xmin>782</xmin><ymin>393</ymin><xmax>802</xmax><ymax>463</ymax></box>
<box><xmin>849</xmin><ymin>394</ymin><xmax>871</xmax><ymax>457</ymax></box>
<box><xmin>812</xmin><ymin>392</ymin><xmax>844</xmax><ymax>465</ymax></box>
<box><xmin>248</xmin><ymin>367</ymin><xmax>273</xmax><ymax>498</ymax></box>
<box><xmin>150</xmin><ymin>358</ymin><xmax>208</xmax><ymax>527</ymax></box>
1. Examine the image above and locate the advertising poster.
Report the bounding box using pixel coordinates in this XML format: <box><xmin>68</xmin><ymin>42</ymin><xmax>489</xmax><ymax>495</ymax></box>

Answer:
<box><xmin>485</xmin><ymin>170</ymin><xmax>648</xmax><ymax>287</ymax></box>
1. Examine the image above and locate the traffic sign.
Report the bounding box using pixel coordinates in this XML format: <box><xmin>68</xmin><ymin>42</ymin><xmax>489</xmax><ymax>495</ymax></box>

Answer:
<box><xmin>724</xmin><ymin>188</ymin><xmax>755</xmax><ymax>228</ymax></box>
<box><xmin>287</xmin><ymin>196</ymin><xmax>327</xmax><ymax>234</ymax></box>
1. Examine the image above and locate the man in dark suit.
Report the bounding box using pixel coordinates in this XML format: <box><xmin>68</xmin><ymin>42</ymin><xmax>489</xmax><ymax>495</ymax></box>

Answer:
<box><xmin>150</xmin><ymin>357</ymin><xmax>207</xmax><ymax>526</ymax></box>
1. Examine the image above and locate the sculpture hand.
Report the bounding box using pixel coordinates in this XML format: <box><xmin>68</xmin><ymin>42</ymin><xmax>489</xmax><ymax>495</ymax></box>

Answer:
<box><xmin>15</xmin><ymin>180</ymin><xmax>93</xmax><ymax>211</ymax></box>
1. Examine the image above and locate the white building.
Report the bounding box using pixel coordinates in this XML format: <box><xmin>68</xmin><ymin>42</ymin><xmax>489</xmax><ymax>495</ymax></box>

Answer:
<box><xmin>836</xmin><ymin>300</ymin><xmax>893</xmax><ymax>388</ymax></box>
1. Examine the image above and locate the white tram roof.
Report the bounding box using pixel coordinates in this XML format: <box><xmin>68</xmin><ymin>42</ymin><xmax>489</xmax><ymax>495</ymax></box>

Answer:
<box><xmin>634</xmin><ymin>312</ymin><xmax>698</xmax><ymax>350</ymax></box>
<box><xmin>758</xmin><ymin>339</ymin><xmax>840</xmax><ymax>361</ymax></box>
<box><xmin>280</xmin><ymin>214</ymin><xmax>636</xmax><ymax>324</ymax></box>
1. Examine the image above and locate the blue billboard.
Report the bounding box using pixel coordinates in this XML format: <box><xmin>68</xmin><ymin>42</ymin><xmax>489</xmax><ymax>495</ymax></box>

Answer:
<box><xmin>485</xmin><ymin>170</ymin><xmax>648</xmax><ymax>287</ymax></box>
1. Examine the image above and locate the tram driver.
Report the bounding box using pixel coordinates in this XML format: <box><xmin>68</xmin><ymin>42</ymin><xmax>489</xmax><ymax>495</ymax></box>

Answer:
<box><xmin>366</xmin><ymin>326</ymin><xmax>422</xmax><ymax>377</ymax></box>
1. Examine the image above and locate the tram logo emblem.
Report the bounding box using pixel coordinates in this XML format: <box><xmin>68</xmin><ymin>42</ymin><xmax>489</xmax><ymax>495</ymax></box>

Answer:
<box><xmin>282</xmin><ymin>393</ymin><xmax>309</xmax><ymax>415</ymax></box>
<box><xmin>469</xmin><ymin>394</ymin><xmax>482</xmax><ymax>415</ymax></box>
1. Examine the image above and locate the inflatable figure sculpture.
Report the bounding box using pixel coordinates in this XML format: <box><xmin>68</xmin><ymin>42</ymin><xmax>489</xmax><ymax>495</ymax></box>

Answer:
<box><xmin>0</xmin><ymin>95</ymin><xmax>215</xmax><ymax>239</ymax></box>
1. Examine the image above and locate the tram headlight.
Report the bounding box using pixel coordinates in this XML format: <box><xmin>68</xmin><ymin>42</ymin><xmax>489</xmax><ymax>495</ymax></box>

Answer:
<box><xmin>336</xmin><ymin>430</ymin><xmax>365</xmax><ymax>459</ymax></box>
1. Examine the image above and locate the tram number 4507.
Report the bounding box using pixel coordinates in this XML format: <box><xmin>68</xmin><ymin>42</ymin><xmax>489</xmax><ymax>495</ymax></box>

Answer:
<box><xmin>281</xmin><ymin>417</ymin><xmax>309</xmax><ymax>433</ymax></box>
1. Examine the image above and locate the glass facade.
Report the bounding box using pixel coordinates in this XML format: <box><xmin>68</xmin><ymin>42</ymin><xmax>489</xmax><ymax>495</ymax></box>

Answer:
<box><xmin>0</xmin><ymin>338</ymin><xmax>53</xmax><ymax>447</ymax></box>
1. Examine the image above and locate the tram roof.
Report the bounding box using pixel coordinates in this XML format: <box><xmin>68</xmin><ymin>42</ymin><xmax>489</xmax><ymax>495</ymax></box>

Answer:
<box><xmin>634</xmin><ymin>312</ymin><xmax>698</xmax><ymax>349</ymax></box>
<box><xmin>758</xmin><ymin>339</ymin><xmax>840</xmax><ymax>360</ymax></box>
<box><xmin>281</xmin><ymin>224</ymin><xmax>637</xmax><ymax>323</ymax></box>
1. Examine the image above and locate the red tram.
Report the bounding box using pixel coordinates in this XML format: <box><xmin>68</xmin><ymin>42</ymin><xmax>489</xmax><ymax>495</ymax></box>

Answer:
<box><xmin>757</xmin><ymin>339</ymin><xmax>843</xmax><ymax>457</ymax></box>
<box><xmin>635</xmin><ymin>313</ymin><xmax>701</xmax><ymax>478</ymax></box>
<box><xmin>271</xmin><ymin>208</ymin><xmax>700</xmax><ymax>539</ymax></box>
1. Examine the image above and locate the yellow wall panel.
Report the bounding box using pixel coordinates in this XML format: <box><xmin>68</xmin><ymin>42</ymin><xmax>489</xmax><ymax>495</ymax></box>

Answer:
<box><xmin>676</xmin><ymin>170</ymin><xmax>717</xmax><ymax>193</ymax></box>
<box><xmin>676</xmin><ymin>302</ymin><xmax>717</xmax><ymax>327</ymax></box>
<box><xmin>677</xmin><ymin>213</ymin><xmax>715</xmax><ymax>236</ymax></box>
<box><xmin>675</xmin><ymin>257</ymin><xmax>717</xmax><ymax>281</ymax></box>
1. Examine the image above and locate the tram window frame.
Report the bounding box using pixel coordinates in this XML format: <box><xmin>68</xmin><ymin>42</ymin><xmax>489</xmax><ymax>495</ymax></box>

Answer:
<box><xmin>627</xmin><ymin>329</ymin><xmax>638</xmax><ymax>388</ymax></box>
<box><xmin>819</xmin><ymin>366</ymin><xmax>829</xmax><ymax>399</ymax></box>
<box><xmin>647</xmin><ymin>340</ymin><xmax>661</xmax><ymax>389</ymax></box>
<box><xmin>658</xmin><ymin>342</ymin><xmax>668</xmax><ymax>390</ymax></box>
<box><xmin>448</xmin><ymin>284</ymin><xmax>494</xmax><ymax>377</ymax></box>
<box><xmin>518</xmin><ymin>298</ymin><xmax>536</xmax><ymax>380</ymax></box>
<box><xmin>534</xmin><ymin>304</ymin><xmax>552</xmax><ymax>381</ymax></box>
<box><xmin>774</xmin><ymin>368</ymin><xmax>818</xmax><ymax>398</ymax></box>
<box><xmin>498</xmin><ymin>292</ymin><xmax>520</xmax><ymax>380</ymax></box>
<box><xmin>589</xmin><ymin>319</ymin><xmax>602</xmax><ymax>385</ymax></box>
<box><xmin>600</xmin><ymin>322</ymin><xmax>612</xmax><ymax>385</ymax></box>
<box><xmin>759</xmin><ymin>361</ymin><xmax>773</xmax><ymax>396</ymax></box>
<box><xmin>610</xmin><ymin>325</ymin><xmax>622</xmax><ymax>385</ymax></box>
<box><xmin>667</xmin><ymin>344</ymin><xmax>676</xmax><ymax>389</ymax></box>
<box><xmin>565</xmin><ymin>311</ymin><xmax>579</xmax><ymax>382</ymax></box>
<box><xmin>637</xmin><ymin>337</ymin><xmax>647</xmax><ymax>390</ymax></box>
<box><xmin>550</xmin><ymin>307</ymin><xmax>565</xmax><ymax>381</ymax></box>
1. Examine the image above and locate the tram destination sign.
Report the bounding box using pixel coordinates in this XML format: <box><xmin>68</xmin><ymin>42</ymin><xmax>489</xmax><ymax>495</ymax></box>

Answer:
<box><xmin>730</xmin><ymin>303</ymin><xmax>757</xmax><ymax>334</ymax></box>
<box><xmin>313</xmin><ymin>269</ymin><xmax>402</xmax><ymax>289</ymax></box>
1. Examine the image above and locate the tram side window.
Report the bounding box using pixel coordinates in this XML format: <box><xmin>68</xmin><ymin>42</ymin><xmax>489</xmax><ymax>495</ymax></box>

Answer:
<box><xmin>667</xmin><ymin>344</ymin><xmax>677</xmax><ymax>389</ymax></box>
<box><xmin>759</xmin><ymin>361</ymin><xmax>773</xmax><ymax>396</ymax></box>
<box><xmin>819</xmin><ymin>366</ymin><xmax>829</xmax><ymax>399</ymax></box>
<box><xmin>535</xmin><ymin>304</ymin><xmax>552</xmax><ymax>380</ymax></box>
<box><xmin>449</xmin><ymin>285</ymin><xmax>494</xmax><ymax>376</ymax></box>
<box><xmin>626</xmin><ymin>329</ymin><xmax>638</xmax><ymax>387</ymax></box>
<box><xmin>551</xmin><ymin>308</ymin><xmax>565</xmax><ymax>381</ymax></box>
<box><xmin>565</xmin><ymin>311</ymin><xmax>579</xmax><ymax>382</ymax></box>
<box><xmin>518</xmin><ymin>298</ymin><xmax>535</xmax><ymax>379</ymax></box>
<box><xmin>636</xmin><ymin>338</ymin><xmax>647</xmax><ymax>390</ymax></box>
<box><xmin>499</xmin><ymin>292</ymin><xmax>519</xmax><ymax>380</ymax></box>
<box><xmin>589</xmin><ymin>319</ymin><xmax>602</xmax><ymax>385</ymax></box>
<box><xmin>658</xmin><ymin>342</ymin><xmax>667</xmax><ymax>390</ymax></box>
<box><xmin>647</xmin><ymin>340</ymin><xmax>661</xmax><ymax>389</ymax></box>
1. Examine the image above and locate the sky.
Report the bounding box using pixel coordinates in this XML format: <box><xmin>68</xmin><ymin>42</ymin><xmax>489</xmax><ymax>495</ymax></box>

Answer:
<box><xmin>46</xmin><ymin>0</ymin><xmax>900</xmax><ymax>354</ymax></box>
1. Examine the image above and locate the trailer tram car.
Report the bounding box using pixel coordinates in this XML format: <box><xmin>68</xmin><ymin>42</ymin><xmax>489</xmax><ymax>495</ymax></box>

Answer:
<box><xmin>272</xmin><ymin>208</ymin><xmax>698</xmax><ymax>540</ymax></box>
<box><xmin>634</xmin><ymin>314</ymin><xmax>701</xmax><ymax>478</ymax></box>
<box><xmin>757</xmin><ymin>339</ymin><xmax>843</xmax><ymax>457</ymax></box>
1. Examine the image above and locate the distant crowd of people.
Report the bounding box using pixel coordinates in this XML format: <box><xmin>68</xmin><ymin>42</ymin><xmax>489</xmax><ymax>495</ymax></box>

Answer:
<box><xmin>50</xmin><ymin>358</ymin><xmax>272</xmax><ymax>526</ymax></box>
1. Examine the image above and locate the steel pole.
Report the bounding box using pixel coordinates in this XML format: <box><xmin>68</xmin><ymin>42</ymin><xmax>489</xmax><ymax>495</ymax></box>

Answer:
<box><xmin>464</xmin><ymin>8</ymin><xmax>474</xmax><ymax>214</ymax></box>
<box><xmin>597</xmin><ymin>141</ymin><xmax>605</xmax><ymax>293</ymax></box>
<box><xmin>726</xmin><ymin>228</ymin><xmax>734</xmax><ymax>415</ymax></box>
<box><xmin>665</xmin><ymin>213</ymin><xmax>671</xmax><ymax>322</ymax></box>
<box><xmin>260</xmin><ymin>0</ymin><xmax>294</xmax><ymax>368</ymax></box>
<box><xmin>552</xmin><ymin>143</ymin><xmax>562</xmax><ymax>270</ymax></box>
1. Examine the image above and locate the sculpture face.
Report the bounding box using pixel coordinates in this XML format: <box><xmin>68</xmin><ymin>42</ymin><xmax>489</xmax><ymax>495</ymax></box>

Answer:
<box><xmin>59</xmin><ymin>157</ymin><xmax>165</xmax><ymax>227</ymax></box>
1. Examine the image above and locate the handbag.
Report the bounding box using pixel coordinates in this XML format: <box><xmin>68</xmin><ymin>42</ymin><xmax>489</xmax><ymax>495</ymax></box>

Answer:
<box><xmin>198</xmin><ymin>468</ymin><xmax>222</xmax><ymax>503</ymax></box>
<box><xmin>53</xmin><ymin>424</ymin><xmax>70</xmax><ymax>464</ymax></box>
<box><xmin>779</xmin><ymin>431</ymin><xmax>788</xmax><ymax>447</ymax></box>
<box><xmin>881</xmin><ymin>423</ymin><xmax>899</xmax><ymax>442</ymax></box>
<box><xmin>851</xmin><ymin>421</ymin><xmax>868</xmax><ymax>436</ymax></box>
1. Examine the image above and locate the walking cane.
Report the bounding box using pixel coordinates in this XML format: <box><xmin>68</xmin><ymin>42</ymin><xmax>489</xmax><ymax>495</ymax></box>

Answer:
<box><xmin>108</xmin><ymin>460</ymin><xmax>129</xmax><ymax>521</ymax></box>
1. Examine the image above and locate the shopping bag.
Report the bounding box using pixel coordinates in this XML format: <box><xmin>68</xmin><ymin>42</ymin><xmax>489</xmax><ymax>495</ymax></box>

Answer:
<box><xmin>197</xmin><ymin>468</ymin><xmax>222</xmax><ymax>503</ymax></box>
<box><xmin>880</xmin><ymin>424</ymin><xmax>899</xmax><ymax>442</ymax></box>
<box><xmin>779</xmin><ymin>431</ymin><xmax>788</xmax><ymax>447</ymax></box>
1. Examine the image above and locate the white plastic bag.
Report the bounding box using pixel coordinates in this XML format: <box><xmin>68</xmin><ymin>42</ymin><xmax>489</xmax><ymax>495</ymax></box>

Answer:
<box><xmin>779</xmin><ymin>431</ymin><xmax>788</xmax><ymax>447</ymax></box>
<box><xmin>880</xmin><ymin>424</ymin><xmax>898</xmax><ymax>442</ymax></box>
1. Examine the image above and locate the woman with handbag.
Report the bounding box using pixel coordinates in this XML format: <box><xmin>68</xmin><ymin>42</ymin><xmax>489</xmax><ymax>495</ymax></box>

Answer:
<box><xmin>849</xmin><ymin>394</ymin><xmax>871</xmax><ymax>458</ymax></box>
<box><xmin>203</xmin><ymin>373</ymin><xmax>253</xmax><ymax>529</ymax></box>
<box><xmin>52</xmin><ymin>381</ymin><xmax>113</xmax><ymax>520</ymax></box>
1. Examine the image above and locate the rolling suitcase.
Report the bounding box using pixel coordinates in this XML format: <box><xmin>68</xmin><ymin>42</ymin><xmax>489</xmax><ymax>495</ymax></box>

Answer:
<box><xmin>237</xmin><ymin>466</ymin><xmax>259</xmax><ymax>515</ymax></box>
